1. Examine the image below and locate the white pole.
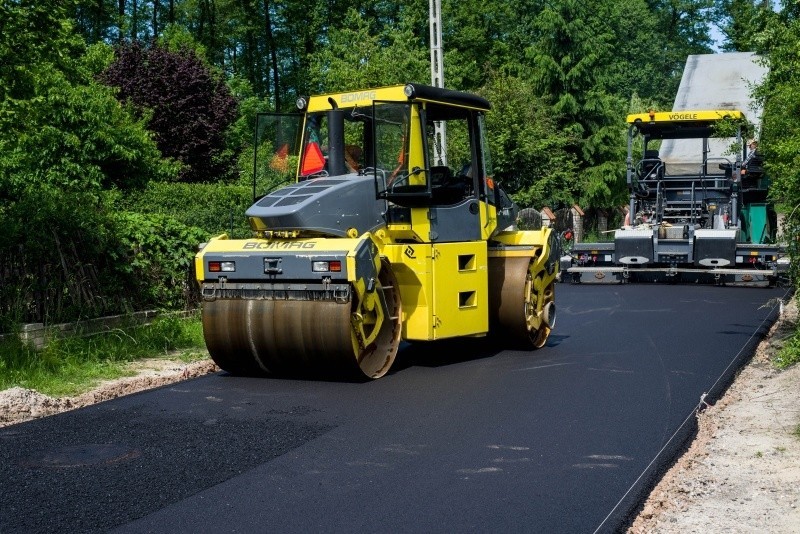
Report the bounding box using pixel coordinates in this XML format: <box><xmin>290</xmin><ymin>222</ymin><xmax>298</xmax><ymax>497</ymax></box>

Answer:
<box><xmin>429</xmin><ymin>0</ymin><xmax>447</xmax><ymax>165</ymax></box>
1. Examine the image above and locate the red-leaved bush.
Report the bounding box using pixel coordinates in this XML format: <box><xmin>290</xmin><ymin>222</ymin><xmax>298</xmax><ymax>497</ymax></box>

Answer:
<box><xmin>101</xmin><ymin>41</ymin><xmax>238</xmax><ymax>183</ymax></box>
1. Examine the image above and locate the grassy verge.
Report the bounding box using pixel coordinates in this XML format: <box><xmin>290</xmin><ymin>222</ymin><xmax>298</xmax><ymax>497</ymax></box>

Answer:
<box><xmin>775</xmin><ymin>326</ymin><xmax>800</xmax><ymax>369</ymax></box>
<box><xmin>0</xmin><ymin>315</ymin><xmax>207</xmax><ymax>397</ymax></box>
<box><xmin>774</xmin><ymin>297</ymin><xmax>800</xmax><ymax>369</ymax></box>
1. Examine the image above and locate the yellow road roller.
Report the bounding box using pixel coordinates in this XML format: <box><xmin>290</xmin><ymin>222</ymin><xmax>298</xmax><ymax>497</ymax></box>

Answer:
<box><xmin>195</xmin><ymin>83</ymin><xmax>559</xmax><ymax>379</ymax></box>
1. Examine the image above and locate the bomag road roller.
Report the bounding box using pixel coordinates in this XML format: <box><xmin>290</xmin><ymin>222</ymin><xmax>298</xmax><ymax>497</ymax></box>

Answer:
<box><xmin>195</xmin><ymin>83</ymin><xmax>559</xmax><ymax>379</ymax></box>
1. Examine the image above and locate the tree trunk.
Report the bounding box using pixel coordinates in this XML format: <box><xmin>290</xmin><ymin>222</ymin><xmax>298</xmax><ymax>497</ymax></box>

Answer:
<box><xmin>96</xmin><ymin>0</ymin><xmax>103</xmax><ymax>42</ymax></box>
<box><xmin>152</xmin><ymin>0</ymin><xmax>158</xmax><ymax>38</ymax></box>
<box><xmin>131</xmin><ymin>0</ymin><xmax>138</xmax><ymax>41</ymax></box>
<box><xmin>118</xmin><ymin>0</ymin><xmax>125</xmax><ymax>43</ymax></box>
<box><xmin>264</xmin><ymin>0</ymin><xmax>280</xmax><ymax>111</ymax></box>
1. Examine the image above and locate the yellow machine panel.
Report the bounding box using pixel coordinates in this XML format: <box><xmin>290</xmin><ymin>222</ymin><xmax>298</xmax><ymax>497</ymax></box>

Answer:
<box><xmin>382</xmin><ymin>243</ymin><xmax>434</xmax><ymax>340</ymax></box>
<box><xmin>431</xmin><ymin>241</ymin><xmax>489</xmax><ymax>339</ymax></box>
<box><xmin>381</xmin><ymin>241</ymin><xmax>489</xmax><ymax>340</ymax></box>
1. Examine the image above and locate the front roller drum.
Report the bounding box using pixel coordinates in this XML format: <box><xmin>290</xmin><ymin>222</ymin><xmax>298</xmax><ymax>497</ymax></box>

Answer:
<box><xmin>488</xmin><ymin>256</ymin><xmax>556</xmax><ymax>349</ymax></box>
<box><xmin>202</xmin><ymin>262</ymin><xmax>402</xmax><ymax>379</ymax></box>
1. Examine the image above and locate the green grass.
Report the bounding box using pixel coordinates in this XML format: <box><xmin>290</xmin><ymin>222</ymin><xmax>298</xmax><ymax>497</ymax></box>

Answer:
<box><xmin>774</xmin><ymin>322</ymin><xmax>800</xmax><ymax>369</ymax></box>
<box><xmin>0</xmin><ymin>315</ymin><xmax>207</xmax><ymax>397</ymax></box>
<box><xmin>582</xmin><ymin>228</ymin><xmax>615</xmax><ymax>243</ymax></box>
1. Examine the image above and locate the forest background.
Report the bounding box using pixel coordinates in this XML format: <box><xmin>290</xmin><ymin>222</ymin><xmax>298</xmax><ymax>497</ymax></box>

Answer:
<box><xmin>1</xmin><ymin>0</ymin><xmax>798</xmax><ymax>330</ymax></box>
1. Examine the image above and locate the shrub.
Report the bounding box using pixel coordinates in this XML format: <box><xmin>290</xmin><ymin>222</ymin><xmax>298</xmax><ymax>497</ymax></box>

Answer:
<box><xmin>101</xmin><ymin>41</ymin><xmax>238</xmax><ymax>183</ymax></box>
<box><xmin>119</xmin><ymin>181</ymin><xmax>254</xmax><ymax>238</ymax></box>
<box><xmin>108</xmin><ymin>212</ymin><xmax>209</xmax><ymax>311</ymax></box>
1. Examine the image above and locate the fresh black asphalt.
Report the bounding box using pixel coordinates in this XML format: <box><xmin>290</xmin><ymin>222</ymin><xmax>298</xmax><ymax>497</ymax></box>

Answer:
<box><xmin>0</xmin><ymin>283</ymin><xmax>790</xmax><ymax>533</ymax></box>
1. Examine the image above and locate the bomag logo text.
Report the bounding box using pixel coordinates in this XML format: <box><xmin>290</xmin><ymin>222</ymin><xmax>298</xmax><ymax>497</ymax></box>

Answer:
<box><xmin>669</xmin><ymin>113</ymin><xmax>698</xmax><ymax>120</ymax></box>
<box><xmin>243</xmin><ymin>242</ymin><xmax>316</xmax><ymax>250</ymax></box>
<box><xmin>341</xmin><ymin>91</ymin><xmax>377</xmax><ymax>103</ymax></box>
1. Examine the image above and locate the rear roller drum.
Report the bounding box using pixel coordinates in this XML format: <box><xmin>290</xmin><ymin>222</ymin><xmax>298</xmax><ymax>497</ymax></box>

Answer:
<box><xmin>489</xmin><ymin>256</ymin><xmax>556</xmax><ymax>349</ymax></box>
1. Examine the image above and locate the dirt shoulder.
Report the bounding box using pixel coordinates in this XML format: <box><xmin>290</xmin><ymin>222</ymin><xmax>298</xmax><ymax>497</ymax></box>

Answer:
<box><xmin>0</xmin><ymin>358</ymin><xmax>219</xmax><ymax>428</ymax></box>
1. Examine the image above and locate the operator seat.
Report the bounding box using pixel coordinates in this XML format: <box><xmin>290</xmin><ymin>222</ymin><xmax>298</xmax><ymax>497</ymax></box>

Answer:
<box><xmin>430</xmin><ymin>165</ymin><xmax>466</xmax><ymax>204</ymax></box>
<box><xmin>640</xmin><ymin>150</ymin><xmax>664</xmax><ymax>181</ymax></box>
<box><xmin>429</xmin><ymin>165</ymin><xmax>452</xmax><ymax>186</ymax></box>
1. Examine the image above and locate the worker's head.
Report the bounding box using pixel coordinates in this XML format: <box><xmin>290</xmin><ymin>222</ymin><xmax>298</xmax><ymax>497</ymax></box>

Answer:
<box><xmin>345</xmin><ymin>145</ymin><xmax>362</xmax><ymax>160</ymax></box>
<box><xmin>747</xmin><ymin>139</ymin><xmax>758</xmax><ymax>149</ymax></box>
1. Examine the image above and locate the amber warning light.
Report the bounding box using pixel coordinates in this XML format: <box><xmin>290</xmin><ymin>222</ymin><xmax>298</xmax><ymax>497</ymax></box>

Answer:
<box><xmin>312</xmin><ymin>260</ymin><xmax>342</xmax><ymax>272</ymax></box>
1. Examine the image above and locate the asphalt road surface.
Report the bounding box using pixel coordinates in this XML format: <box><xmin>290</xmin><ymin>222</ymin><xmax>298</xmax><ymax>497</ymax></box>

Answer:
<box><xmin>0</xmin><ymin>283</ymin><xmax>790</xmax><ymax>534</ymax></box>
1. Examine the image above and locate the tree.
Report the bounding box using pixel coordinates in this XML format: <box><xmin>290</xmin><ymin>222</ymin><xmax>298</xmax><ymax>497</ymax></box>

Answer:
<box><xmin>480</xmin><ymin>73</ymin><xmax>579</xmax><ymax>210</ymax></box>
<box><xmin>524</xmin><ymin>0</ymin><xmax>628</xmax><ymax>210</ymax></box>
<box><xmin>602</xmin><ymin>0</ymin><xmax>681</xmax><ymax>106</ymax></box>
<box><xmin>715</xmin><ymin>0</ymin><xmax>775</xmax><ymax>51</ymax></box>
<box><xmin>754</xmin><ymin>12</ymin><xmax>800</xmax><ymax>280</ymax></box>
<box><xmin>101</xmin><ymin>40</ymin><xmax>239</xmax><ymax>182</ymax></box>
<box><xmin>1</xmin><ymin>1</ymin><xmax>174</xmax><ymax>201</ymax></box>
<box><xmin>0</xmin><ymin>2</ymin><xmax>183</xmax><ymax>326</ymax></box>
<box><xmin>439</xmin><ymin>0</ymin><xmax>525</xmax><ymax>90</ymax></box>
<box><xmin>1</xmin><ymin>0</ymin><xmax>86</xmax><ymax>104</ymax></box>
<box><xmin>646</xmin><ymin>0</ymin><xmax>716</xmax><ymax>80</ymax></box>
<box><xmin>307</xmin><ymin>8</ymin><xmax>428</xmax><ymax>92</ymax></box>
<box><xmin>71</xmin><ymin>0</ymin><xmax>122</xmax><ymax>43</ymax></box>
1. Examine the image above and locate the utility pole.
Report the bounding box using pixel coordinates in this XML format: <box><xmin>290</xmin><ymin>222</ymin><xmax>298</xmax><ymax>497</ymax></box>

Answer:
<box><xmin>429</xmin><ymin>0</ymin><xmax>447</xmax><ymax>165</ymax></box>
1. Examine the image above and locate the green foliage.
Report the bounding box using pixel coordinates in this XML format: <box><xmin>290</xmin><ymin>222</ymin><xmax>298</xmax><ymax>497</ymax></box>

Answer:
<box><xmin>0</xmin><ymin>0</ymin><xmax>86</xmax><ymax>103</ymax></box>
<box><xmin>118</xmin><ymin>181</ymin><xmax>255</xmax><ymax>238</ymax></box>
<box><xmin>308</xmin><ymin>8</ymin><xmax>429</xmax><ymax>92</ymax></box>
<box><xmin>716</xmin><ymin>0</ymin><xmax>778</xmax><ymax>52</ymax></box>
<box><xmin>224</xmin><ymin>75</ymin><xmax>292</xmax><ymax>189</ymax></box>
<box><xmin>754</xmin><ymin>14</ymin><xmax>800</xmax><ymax>284</ymax></box>
<box><xmin>524</xmin><ymin>0</ymin><xmax>628</xmax><ymax>210</ymax></box>
<box><xmin>1</xmin><ymin>69</ymin><xmax>176</xmax><ymax>200</ymax></box>
<box><xmin>781</xmin><ymin>217</ymin><xmax>800</xmax><ymax>284</ymax></box>
<box><xmin>158</xmin><ymin>23</ymin><xmax>209</xmax><ymax>59</ymax></box>
<box><xmin>775</xmin><ymin>319</ymin><xmax>800</xmax><ymax>369</ymax></box>
<box><xmin>108</xmin><ymin>212</ymin><xmax>209</xmax><ymax>310</ymax></box>
<box><xmin>602</xmin><ymin>0</ymin><xmax>678</xmax><ymax>106</ymax></box>
<box><xmin>101</xmin><ymin>41</ymin><xmax>239</xmax><ymax>183</ymax></box>
<box><xmin>0</xmin><ymin>188</ymin><xmax>129</xmax><ymax>329</ymax></box>
<box><xmin>479</xmin><ymin>73</ymin><xmax>579</xmax><ymax>209</ymax></box>
<box><xmin>0</xmin><ymin>17</ymin><xmax>176</xmax><ymax>202</ymax></box>
<box><xmin>646</xmin><ymin>0</ymin><xmax>715</xmax><ymax>78</ymax></box>
<box><xmin>0</xmin><ymin>190</ymin><xmax>209</xmax><ymax>328</ymax></box>
<box><xmin>226</xmin><ymin>76</ymin><xmax>266</xmax><ymax>153</ymax></box>
<box><xmin>712</xmin><ymin>115</ymin><xmax>755</xmax><ymax>158</ymax></box>
<box><xmin>0</xmin><ymin>3</ymin><xmax>191</xmax><ymax>329</ymax></box>
<box><xmin>440</xmin><ymin>0</ymin><xmax>522</xmax><ymax>89</ymax></box>
<box><xmin>582</xmin><ymin>227</ymin><xmax>615</xmax><ymax>243</ymax></box>
<box><xmin>0</xmin><ymin>314</ymin><xmax>206</xmax><ymax>396</ymax></box>
<box><xmin>243</xmin><ymin>148</ymin><xmax>297</xmax><ymax>195</ymax></box>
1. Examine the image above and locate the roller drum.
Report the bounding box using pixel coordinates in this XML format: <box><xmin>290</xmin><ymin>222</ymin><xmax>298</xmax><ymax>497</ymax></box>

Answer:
<box><xmin>488</xmin><ymin>255</ymin><xmax>555</xmax><ymax>349</ymax></box>
<box><xmin>202</xmin><ymin>262</ymin><xmax>402</xmax><ymax>379</ymax></box>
